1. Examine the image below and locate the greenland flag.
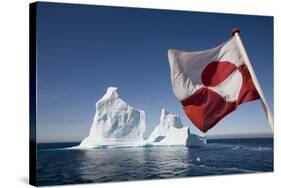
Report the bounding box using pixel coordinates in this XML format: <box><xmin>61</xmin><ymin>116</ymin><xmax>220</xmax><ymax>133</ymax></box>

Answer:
<box><xmin>168</xmin><ymin>37</ymin><xmax>260</xmax><ymax>133</ymax></box>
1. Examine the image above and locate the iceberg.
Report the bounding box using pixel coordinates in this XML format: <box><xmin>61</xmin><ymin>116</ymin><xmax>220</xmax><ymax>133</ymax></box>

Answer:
<box><xmin>148</xmin><ymin>109</ymin><xmax>206</xmax><ymax>146</ymax></box>
<box><xmin>77</xmin><ymin>87</ymin><xmax>146</xmax><ymax>149</ymax></box>
<box><xmin>75</xmin><ymin>87</ymin><xmax>206</xmax><ymax>149</ymax></box>
<box><xmin>148</xmin><ymin>108</ymin><xmax>184</xmax><ymax>143</ymax></box>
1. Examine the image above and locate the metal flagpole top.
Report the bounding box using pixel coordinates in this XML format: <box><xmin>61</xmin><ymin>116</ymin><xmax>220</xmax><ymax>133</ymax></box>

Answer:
<box><xmin>231</xmin><ymin>27</ymin><xmax>274</xmax><ymax>131</ymax></box>
<box><xmin>232</xmin><ymin>28</ymin><xmax>240</xmax><ymax>36</ymax></box>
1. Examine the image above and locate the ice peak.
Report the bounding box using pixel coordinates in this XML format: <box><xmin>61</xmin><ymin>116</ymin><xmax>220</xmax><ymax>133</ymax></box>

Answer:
<box><xmin>161</xmin><ymin>108</ymin><xmax>167</xmax><ymax>116</ymax></box>
<box><xmin>160</xmin><ymin>108</ymin><xmax>166</xmax><ymax>124</ymax></box>
<box><xmin>100</xmin><ymin>87</ymin><xmax>119</xmax><ymax>101</ymax></box>
<box><xmin>159</xmin><ymin>109</ymin><xmax>183</xmax><ymax>129</ymax></box>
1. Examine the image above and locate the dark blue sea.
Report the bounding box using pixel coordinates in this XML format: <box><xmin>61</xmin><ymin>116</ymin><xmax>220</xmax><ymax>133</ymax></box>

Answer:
<box><xmin>37</xmin><ymin>138</ymin><xmax>273</xmax><ymax>186</ymax></box>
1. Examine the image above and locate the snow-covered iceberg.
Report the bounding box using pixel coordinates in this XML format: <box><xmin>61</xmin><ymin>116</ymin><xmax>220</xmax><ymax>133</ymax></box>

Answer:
<box><xmin>77</xmin><ymin>87</ymin><xmax>146</xmax><ymax>149</ymax></box>
<box><xmin>75</xmin><ymin>87</ymin><xmax>206</xmax><ymax>149</ymax></box>
<box><xmin>148</xmin><ymin>109</ymin><xmax>206</xmax><ymax>146</ymax></box>
<box><xmin>148</xmin><ymin>108</ymin><xmax>184</xmax><ymax>143</ymax></box>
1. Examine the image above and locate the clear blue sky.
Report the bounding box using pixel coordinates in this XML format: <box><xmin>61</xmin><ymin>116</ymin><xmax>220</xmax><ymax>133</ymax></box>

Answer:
<box><xmin>36</xmin><ymin>2</ymin><xmax>273</xmax><ymax>143</ymax></box>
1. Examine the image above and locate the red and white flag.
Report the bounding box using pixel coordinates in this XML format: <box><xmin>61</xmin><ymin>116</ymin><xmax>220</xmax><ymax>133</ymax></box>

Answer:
<box><xmin>168</xmin><ymin>35</ymin><xmax>265</xmax><ymax>133</ymax></box>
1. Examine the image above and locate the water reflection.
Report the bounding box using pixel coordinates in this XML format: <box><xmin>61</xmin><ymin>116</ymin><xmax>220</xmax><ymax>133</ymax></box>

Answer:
<box><xmin>77</xmin><ymin>147</ymin><xmax>191</xmax><ymax>181</ymax></box>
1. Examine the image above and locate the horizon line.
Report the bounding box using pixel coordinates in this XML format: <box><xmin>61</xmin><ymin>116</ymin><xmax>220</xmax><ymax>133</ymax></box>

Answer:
<box><xmin>37</xmin><ymin>133</ymin><xmax>273</xmax><ymax>144</ymax></box>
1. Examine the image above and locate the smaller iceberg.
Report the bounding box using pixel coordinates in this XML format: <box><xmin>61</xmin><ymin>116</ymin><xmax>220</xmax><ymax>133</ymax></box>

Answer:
<box><xmin>148</xmin><ymin>109</ymin><xmax>206</xmax><ymax>146</ymax></box>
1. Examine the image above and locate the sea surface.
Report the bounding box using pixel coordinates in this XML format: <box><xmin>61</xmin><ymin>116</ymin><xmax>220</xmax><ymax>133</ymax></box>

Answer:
<box><xmin>37</xmin><ymin>138</ymin><xmax>273</xmax><ymax>186</ymax></box>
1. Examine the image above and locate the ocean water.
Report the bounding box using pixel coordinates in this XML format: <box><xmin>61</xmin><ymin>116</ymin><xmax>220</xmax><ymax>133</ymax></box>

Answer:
<box><xmin>37</xmin><ymin>138</ymin><xmax>273</xmax><ymax>186</ymax></box>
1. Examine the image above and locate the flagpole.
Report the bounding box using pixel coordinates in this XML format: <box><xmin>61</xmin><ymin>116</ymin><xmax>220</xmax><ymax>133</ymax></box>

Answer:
<box><xmin>232</xmin><ymin>28</ymin><xmax>274</xmax><ymax>132</ymax></box>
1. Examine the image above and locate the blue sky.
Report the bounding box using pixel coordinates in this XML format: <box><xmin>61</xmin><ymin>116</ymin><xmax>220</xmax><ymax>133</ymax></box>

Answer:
<box><xmin>36</xmin><ymin>2</ymin><xmax>273</xmax><ymax>143</ymax></box>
